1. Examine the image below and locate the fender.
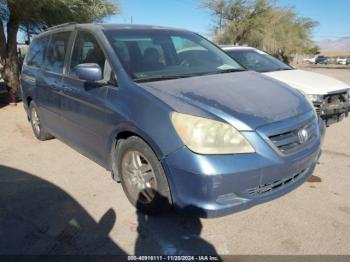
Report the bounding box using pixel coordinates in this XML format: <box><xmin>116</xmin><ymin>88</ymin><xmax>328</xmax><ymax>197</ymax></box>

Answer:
<box><xmin>106</xmin><ymin>122</ymin><xmax>166</xmax><ymax>172</ymax></box>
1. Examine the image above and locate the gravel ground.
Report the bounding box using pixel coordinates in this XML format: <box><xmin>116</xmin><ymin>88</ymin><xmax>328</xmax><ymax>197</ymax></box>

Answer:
<box><xmin>0</xmin><ymin>68</ymin><xmax>350</xmax><ymax>255</ymax></box>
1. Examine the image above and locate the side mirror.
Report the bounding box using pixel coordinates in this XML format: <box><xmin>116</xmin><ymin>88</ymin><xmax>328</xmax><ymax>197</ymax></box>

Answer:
<box><xmin>74</xmin><ymin>63</ymin><xmax>102</xmax><ymax>82</ymax></box>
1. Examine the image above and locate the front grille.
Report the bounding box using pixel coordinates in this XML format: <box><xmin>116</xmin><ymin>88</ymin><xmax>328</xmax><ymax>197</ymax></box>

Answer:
<box><xmin>245</xmin><ymin>168</ymin><xmax>309</xmax><ymax>197</ymax></box>
<box><xmin>268</xmin><ymin>118</ymin><xmax>317</xmax><ymax>155</ymax></box>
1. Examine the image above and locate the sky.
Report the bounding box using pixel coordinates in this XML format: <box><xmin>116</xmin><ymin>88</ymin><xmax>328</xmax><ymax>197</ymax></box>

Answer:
<box><xmin>105</xmin><ymin>0</ymin><xmax>350</xmax><ymax>41</ymax></box>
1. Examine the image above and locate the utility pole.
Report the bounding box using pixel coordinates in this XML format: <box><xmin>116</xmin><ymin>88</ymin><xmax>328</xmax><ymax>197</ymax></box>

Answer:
<box><xmin>130</xmin><ymin>16</ymin><xmax>133</xmax><ymax>24</ymax></box>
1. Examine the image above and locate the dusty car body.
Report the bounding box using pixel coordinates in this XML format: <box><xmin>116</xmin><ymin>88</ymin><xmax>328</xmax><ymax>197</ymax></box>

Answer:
<box><xmin>21</xmin><ymin>24</ymin><xmax>325</xmax><ymax>217</ymax></box>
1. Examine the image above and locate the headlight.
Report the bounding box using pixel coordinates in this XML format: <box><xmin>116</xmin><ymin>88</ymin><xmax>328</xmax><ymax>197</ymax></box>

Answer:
<box><xmin>307</xmin><ymin>94</ymin><xmax>324</xmax><ymax>103</ymax></box>
<box><xmin>171</xmin><ymin>112</ymin><xmax>255</xmax><ymax>154</ymax></box>
<box><xmin>296</xmin><ymin>89</ymin><xmax>317</xmax><ymax>115</ymax></box>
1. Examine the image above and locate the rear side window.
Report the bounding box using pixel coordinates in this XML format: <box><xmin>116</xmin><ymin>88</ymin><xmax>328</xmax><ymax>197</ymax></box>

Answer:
<box><xmin>70</xmin><ymin>31</ymin><xmax>106</xmax><ymax>74</ymax></box>
<box><xmin>26</xmin><ymin>36</ymin><xmax>49</xmax><ymax>68</ymax></box>
<box><xmin>44</xmin><ymin>31</ymin><xmax>71</xmax><ymax>74</ymax></box>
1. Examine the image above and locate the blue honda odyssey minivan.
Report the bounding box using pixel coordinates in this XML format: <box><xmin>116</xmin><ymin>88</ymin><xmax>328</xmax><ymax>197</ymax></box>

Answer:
<box><xmin>20</xmin><ymin>23</ymin><xmax>325</xmax><ymax>217</ymax></box>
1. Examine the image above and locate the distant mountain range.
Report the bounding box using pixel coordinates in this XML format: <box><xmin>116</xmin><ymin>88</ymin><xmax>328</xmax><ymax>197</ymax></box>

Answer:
<box><xmin>316</xmin><ymin>37</ymin><xmax>350</xmax><ymax>51</ymax></box>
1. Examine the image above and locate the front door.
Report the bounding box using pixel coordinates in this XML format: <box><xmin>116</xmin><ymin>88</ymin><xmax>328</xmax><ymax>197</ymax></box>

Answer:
<box><xmin>60</xmin><ymin>30</ymin><xmax>117</xmax><ymax>165</ymax></box>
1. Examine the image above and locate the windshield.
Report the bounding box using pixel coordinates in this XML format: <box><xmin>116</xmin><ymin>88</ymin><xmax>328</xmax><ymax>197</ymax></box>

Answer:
<box><xmin>104</xmin><ymin>29</ymin><xmax>244</xmax><ymax>82</ymax></box>
<box><xmin>225</xmin><ymin>49</ymin><xmax>292</xmax><ymax>73</ymax></box>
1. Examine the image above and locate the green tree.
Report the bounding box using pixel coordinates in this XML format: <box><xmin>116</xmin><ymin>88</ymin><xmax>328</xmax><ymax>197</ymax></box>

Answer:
<box><xmin>202</xmin><ymin>0</ymin><xmax>318</xmax><ymax>63</ymax></box>
<box><xmin>0</xmin><ymin>0</ymin><xmax>119</xmax><ymax>102</ymax></box>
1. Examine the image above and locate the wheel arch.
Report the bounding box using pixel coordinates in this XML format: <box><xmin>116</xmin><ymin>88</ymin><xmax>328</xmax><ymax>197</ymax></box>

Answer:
<box><xmin>25</xmin><ymin>96</ymin><xmax>33</xmax><ymax>121</ymax></box>
<box><xmin>26</xmin><ymin>96</ymin><xmax>33</xmax><ymax>106</ymax></box>
<box><xmin>108</xmin><ymin>127</ymin><xmax>165</xmax><ymax>180</ymax></box>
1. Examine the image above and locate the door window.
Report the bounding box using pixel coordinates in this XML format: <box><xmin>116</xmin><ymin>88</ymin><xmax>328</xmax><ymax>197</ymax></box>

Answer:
<box><xmin>69</xmin><ymin>31</ymin><xmax>114</xmax><ymax>83</ymax></box>
<box><xmin>70</xmin><ymin>32</ymin><xmax>106</xmax><ymax>75</ymax></box>
<box><xmin>44</xmin><ymin>31</ymin><xmax>71</xmax><ymax>74</ymax></box>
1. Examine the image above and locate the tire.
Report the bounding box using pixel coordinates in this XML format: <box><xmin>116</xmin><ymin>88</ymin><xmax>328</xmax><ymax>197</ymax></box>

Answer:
<box><xmin>116</xmin><ymin>136</ymin><xmax>172</xmax><ymax>214</ymax></box>
<box><xmin>29</xmin><ymin>101</ymin><xmax>54</xmax><ymax>141</ymax></box>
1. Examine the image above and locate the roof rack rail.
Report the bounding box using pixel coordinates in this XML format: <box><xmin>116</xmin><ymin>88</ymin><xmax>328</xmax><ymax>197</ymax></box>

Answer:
<box><xmin>45</xmin><ymin>22</ymin><xmax>77</xmax><ymax>31</ymax></box>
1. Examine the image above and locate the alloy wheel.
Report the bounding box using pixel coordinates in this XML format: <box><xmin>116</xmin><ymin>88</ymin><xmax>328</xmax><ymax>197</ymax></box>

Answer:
<box><xmin>31</xmin><ymin>107</ymin><xmax>41</xmax><ymax>134</ymax></box>
<box><xmin>121</xmin><ymin>150</ymin><xmax>157</xmax><ymax>204</ymax></box>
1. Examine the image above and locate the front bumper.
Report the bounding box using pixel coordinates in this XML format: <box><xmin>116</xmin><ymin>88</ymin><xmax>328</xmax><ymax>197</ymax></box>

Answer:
<box><xmin>162</xmin><ymin>115</ymin><xmax>325</xmax><ymax>218</ymax></box>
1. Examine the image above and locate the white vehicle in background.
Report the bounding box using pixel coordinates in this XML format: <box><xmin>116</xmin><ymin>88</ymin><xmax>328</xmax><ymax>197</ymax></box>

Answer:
<box><xmin>336</xmin><ymin>57</ymin><xmax>347</xmax><ymax>65</ymax></box>
<box><xmin>221</xmin><ymin>46</ymin><xmax>350</xmax><ymax>126</ymax></box>
<box><xmin>303</xmin><ymin>56</ymin><xmax>317</xmax><ymax>64</ymax></box>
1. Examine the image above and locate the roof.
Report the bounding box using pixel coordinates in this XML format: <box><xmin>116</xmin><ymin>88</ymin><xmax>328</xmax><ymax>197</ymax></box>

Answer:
<box><xmin>44</xmin><ymin>23</ymin><xmax>188</xmax><ymax>33</ymax></box>
<box><xmin>100</xmin><ymin>24</ymin><xmax>187</xmax><ymax>31</ymax></box>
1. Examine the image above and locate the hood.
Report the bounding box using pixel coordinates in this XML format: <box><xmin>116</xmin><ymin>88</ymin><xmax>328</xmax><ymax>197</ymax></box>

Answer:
<box><xmin>139</xmin><ymin>71</ymin><xmax>312</xmax><ymax>130</ymax></box>
<box><xmin>263</xmin><ymin>69</ymin><xmax>350</xmax><ymax>95</ymax></box>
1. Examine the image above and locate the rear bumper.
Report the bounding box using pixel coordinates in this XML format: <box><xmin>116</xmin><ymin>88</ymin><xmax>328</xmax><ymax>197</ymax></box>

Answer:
<box><xmin>162</xmin><ymin>116</ymin><xmax>325</xmax><ymax>218</ymax></box>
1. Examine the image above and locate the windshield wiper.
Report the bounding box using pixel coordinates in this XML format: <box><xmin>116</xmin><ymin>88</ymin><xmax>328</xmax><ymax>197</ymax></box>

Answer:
<box><xmin>134</xmin><ymin>75</ymin><xmax>194</xmax><ymax>83</ymax></box>
<box><xmin>265</xmin><ymin>68</ymin><xmax>293</xmax><ymax>72</ymax></box>
<box><xmin>276</xmin><ymin>68</ymin><xmax>293</xmax><ymax>71</ymax></box>
<box><xmin>134</xmin><ymin>69</ymin><xmax>246</xmax><ymax>83</ymax></box>
<box><xmin>212</xmin><ymin>68</ymin><xmax>246</xmax><ymax>74</ymax></box>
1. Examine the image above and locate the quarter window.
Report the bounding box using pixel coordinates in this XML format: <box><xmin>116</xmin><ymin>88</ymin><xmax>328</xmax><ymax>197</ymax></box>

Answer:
<box><xmin>26</xmin><ymin>36</ymin><xmax>49</xmax><ymax>68</ymax></box>
<box><xmin>44</xmin><ymin>31</ymin><xmax>71</xmax><ymax>74</ymax></box>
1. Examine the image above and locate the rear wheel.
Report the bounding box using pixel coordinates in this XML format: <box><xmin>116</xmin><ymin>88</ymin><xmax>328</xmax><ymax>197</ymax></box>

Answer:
<box><xmin>116</xmin><ymin>136</ymin><xmax>172</xmax><ymax>214</ymax></box>
<box><xmin>29</xmin><ymin>102</ymin><xmax>54</xmax><ymax>141</ymax></box>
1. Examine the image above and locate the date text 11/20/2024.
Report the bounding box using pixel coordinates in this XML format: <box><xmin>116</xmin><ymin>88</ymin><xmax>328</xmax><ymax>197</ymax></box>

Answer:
<box><xmin>127</xmin><ymin>255</ymin><xmax>220</xmax><ymax>261</ymax></box>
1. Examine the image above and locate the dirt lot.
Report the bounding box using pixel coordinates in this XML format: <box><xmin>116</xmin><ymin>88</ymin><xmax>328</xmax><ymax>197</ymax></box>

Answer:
<box><xmin>1</xmin><ymin>67</ymin><xmax>350</xmax><ymax>255</ymax></box>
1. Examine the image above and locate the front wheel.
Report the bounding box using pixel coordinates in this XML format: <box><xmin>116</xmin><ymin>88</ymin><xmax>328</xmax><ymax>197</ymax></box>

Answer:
<box><xmin>116</xmin><ymin>136</ymin><xmax>172</xmax><ymax>214</ymax></box>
